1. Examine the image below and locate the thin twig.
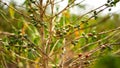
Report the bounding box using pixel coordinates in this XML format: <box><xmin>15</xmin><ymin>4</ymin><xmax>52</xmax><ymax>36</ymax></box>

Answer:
<box><xmin>0</xmin><ymin>31</ymin><xmax>14</xmax><ymax>36</ymax></box>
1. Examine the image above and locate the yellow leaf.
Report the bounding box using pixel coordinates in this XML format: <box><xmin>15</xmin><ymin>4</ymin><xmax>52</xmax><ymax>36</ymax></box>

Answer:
<box><xmin>62</xmin><ymin>11</ymin><xmax>70</xmax><ymax>18</ymax></box>
<box><xmin>9</xmin><ymin>3</ymin><xmax>15</xmax><ymax>19</ymax></box>
<box><xmin>79</xmin><ymin>23</ymin><xmax>84</xmax><ymax>34</ymax></box>
<box><xmin>74</xmin><ymin>24</ymin><xmax>84</xmax><ymax>38</ymax></box>
<box><xmin>21</xmin><ymin>21</ymin><xmax>28</xmax><ymax>35</ymax></box>
<box><xmin>75</xmin><ymin>30</ymin><xmax>79</xmax><ymax>38</ymax></box>
<box><xmin>34</xmin><ymin>58</ymin><xmax>40</xmax><ymax>68</ymax></box>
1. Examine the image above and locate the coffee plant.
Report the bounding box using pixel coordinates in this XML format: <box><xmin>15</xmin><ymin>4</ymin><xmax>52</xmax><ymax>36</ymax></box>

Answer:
<box><xmin>0</xmin><ymin>0</ymin><xmax>120</xmax><ymax>68</ymax></box>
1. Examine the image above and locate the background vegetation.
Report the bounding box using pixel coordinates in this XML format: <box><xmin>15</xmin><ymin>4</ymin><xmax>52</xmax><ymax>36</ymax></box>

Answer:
<box><xmin>0</xmin><ymin>0</ymin><xmax>120</xmax><ymax>68</ymax></box>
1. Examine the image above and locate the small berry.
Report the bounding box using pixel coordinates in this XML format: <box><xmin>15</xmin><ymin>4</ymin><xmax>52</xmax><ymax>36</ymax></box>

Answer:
<box><xmin>101</xmin><ymin>44</ymin><xmax>106</xmax><ymax>49</ymax></box>
<box><xmin>87</xmin><ymin>33</ymin><xmax>93</xmax><ymax>36</ymax></box>
<box><xmin>85</xmin><ymin>54</ymin><xmax>90</xmax><ymax>58</ymax></box>
<box><xmin>78</xmin><ymin>54</ymin><xmax>82</xmax><ymax>57</ymax></box>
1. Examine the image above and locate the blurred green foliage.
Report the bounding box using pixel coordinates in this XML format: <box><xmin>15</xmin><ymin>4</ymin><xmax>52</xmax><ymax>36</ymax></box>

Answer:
<box><xmin>92</xmin><ymin>55</ymin><xmax>120</xmax><ymax>68</ymax></box>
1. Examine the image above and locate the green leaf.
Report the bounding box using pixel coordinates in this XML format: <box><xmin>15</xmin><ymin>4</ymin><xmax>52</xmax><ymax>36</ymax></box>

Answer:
<box><xmin>114</xmin><ymin>0</ymin><xmax>120</xmax><ymax>3</ymax></box>
<box><xmin>68</xmin><ymin>0</ymin><xmax>75</xmax><ymax>3</ymax></box>
<box><xmin>26</xmin><ymin>24</ymin><xmax>40</xmax><ymax>45</ymax></box>
<box><xmin>23</xmin><ymin>20</ymin><xmax>40</xmax><ymax>45</ymax></box>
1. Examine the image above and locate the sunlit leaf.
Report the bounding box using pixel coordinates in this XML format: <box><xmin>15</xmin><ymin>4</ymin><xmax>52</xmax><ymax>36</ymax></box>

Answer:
<box><xmin>9</xmin><ymin>3</ymin><xmax>15</xmax><ymax>19</ymax></box>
